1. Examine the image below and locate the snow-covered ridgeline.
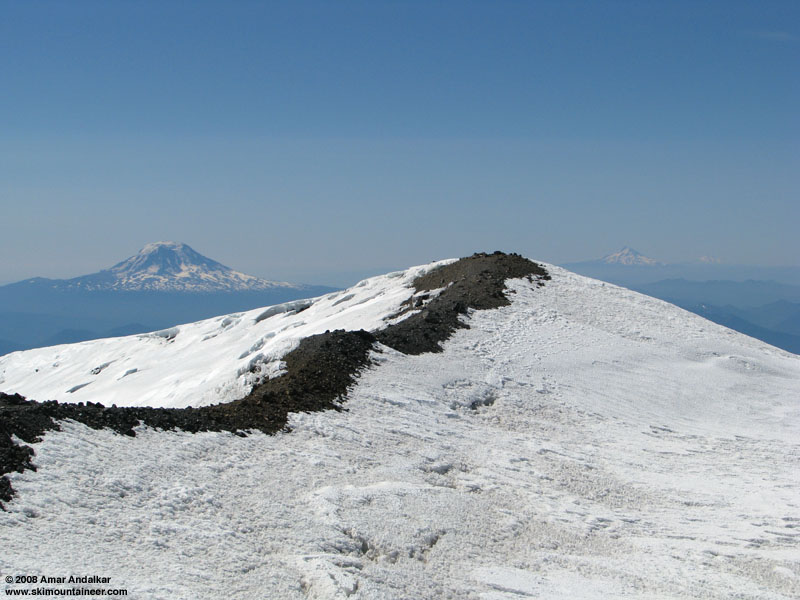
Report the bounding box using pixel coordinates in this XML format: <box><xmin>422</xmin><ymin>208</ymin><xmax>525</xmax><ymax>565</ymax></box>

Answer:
<box><xmin>1</xmin><ymin>264</ymin><xmax>798</xmax><ymax>598</ymax></box>
<box><xmin>0</xmin><ymin>259</ymin><xmax>455</xmax><ymax>408</ymax></box>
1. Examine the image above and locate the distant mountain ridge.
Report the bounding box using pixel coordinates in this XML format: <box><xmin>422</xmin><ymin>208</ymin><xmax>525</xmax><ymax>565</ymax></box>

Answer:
<box><xmin>13</xmin><ymin>242</ymin><xmax>304</xmax><ymax>293</ymax></box>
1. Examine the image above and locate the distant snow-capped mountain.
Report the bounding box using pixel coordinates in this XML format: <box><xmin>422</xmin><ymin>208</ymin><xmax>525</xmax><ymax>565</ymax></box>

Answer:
<box><xmin>0</xmin><ymin>243</ymin><xmax>336</xmax><ymax>354</ymax></box>
<box><xmin>598</xmin><ymin>246</ymin><xmax>661</xmax><ymax>266</ymax></box>
<box><xmin>21</xmin><ymin>242</ymin><xmax>305</xmax><ymax>293</ymax></box>
<box><xmin>572</xmin><ymin>247</ymin><xmax>728</xmax><ymax>268</ymax></box>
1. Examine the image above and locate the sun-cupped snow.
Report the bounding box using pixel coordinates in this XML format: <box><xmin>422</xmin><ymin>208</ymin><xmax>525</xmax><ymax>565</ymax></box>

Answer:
<box><xmin>2</xmin><ymin>262</ymin><xmax>799</xmax><ymax>599</ymax></box>
<box><xmin>0</xmin><ymin>259</ymin><xmax>454</xmax><ymax>408</ymax></box>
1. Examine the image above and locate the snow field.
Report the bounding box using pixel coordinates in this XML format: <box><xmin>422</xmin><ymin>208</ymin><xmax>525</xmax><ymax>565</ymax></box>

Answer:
<box><xmin>2</xmin><ymin>265</ymin><xmax>799</xmax><ymax>598</ymax></box>
<box><xmin>0</xmin><ymin>259</ymin><xmax>454</xmax><ymax>408</ymax></box>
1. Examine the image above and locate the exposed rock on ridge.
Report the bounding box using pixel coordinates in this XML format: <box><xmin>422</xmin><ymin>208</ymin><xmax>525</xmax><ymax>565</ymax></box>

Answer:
<box><xmin>0</xmin><ymin>252</ymin><xmax>549</xmax><ymax>506</ymax></box>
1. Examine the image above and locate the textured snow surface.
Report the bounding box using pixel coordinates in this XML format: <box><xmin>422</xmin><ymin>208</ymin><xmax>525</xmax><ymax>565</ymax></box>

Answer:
<box><xmin>2</xmin><ymin>265</ymin><xmax>799</xmax><ymax>599</ymax></box>
<box><xmin>0</xmin><ymin>260</ymin><xmax>452</xmax><ymax>408</ymax></box>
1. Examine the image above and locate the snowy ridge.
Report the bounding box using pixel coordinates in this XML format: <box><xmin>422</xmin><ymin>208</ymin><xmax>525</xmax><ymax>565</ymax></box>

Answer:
<box><xmin>35</xmin><ymin>242</ymin><xmax>306</xmax><ymax>292</ymax></box>
<box><xmin>2</xmin><ymin>260</ymin><xmax>799</xmax><ymax>599</ymax></box>
<box><xmin>0</xmin><ymin>259</ymin><xmax>454</xmax><ymax>408</ymax></box>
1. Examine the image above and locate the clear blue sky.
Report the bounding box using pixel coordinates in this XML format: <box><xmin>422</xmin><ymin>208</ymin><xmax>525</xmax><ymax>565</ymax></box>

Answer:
<box><xmin>1</xmin><ymin>0</ymin><xmax>797</xmax><ymax>285</ymax></box>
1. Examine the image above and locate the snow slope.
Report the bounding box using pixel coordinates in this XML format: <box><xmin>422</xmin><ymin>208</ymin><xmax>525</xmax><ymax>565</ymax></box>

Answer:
<box><xmin>0</xmin><ymin>259</ymin><xmax>452</xmax><ymax>408</ymax></box>
<box><xmin>2</xmin><ymin>263</ymin><xmax>799</xmax><ymax>599</ymax></box>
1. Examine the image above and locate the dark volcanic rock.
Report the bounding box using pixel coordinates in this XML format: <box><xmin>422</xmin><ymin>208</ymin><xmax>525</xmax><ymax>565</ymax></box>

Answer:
<box><xmin>0</xmin><ymin>252</ymin><xmax>548</xmax><ymax>507</ymax></box>
<box><xmin>377</xmin><ymin>251</ymin><xmax>548</xmax><ymax>354</ymax></box>
<box><xmin>0</xmin><ymin>329</ymin><xmax>377</xmax><ymax>506</ymax></box>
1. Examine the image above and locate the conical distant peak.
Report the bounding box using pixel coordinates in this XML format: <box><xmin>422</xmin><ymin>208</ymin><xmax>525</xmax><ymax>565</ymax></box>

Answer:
<box><xmin>6</xmin><ymin>242</ymin><xmax>307</xmax><ymax>293</ymax></box>
<box><xmin>139</xmin><ymin>241</ymin><xmax>191</xmax><ymax>253</ymax></box>
<box><xmin>74</xmin><ymin>242</ymin><xmax>301</xmax><ymax>292</ymax></box>
<box><xmin>111</xmin><ymin>242</ymin><xmax>228</xmax><ymax>276</ymax></box>
<box><xmin>601</xmin><ymin>247</ymin><xmax>659</xmax><ymax>266</ymax></box>
<box><xmin>135</xmin><ymin>241</ymin><xmax>210</xmax><ymax>262</ymax></box>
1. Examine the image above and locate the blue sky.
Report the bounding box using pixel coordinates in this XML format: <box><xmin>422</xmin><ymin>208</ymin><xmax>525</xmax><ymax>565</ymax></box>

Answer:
<box><xmin>1</xmin><ymin>0</ymin><xmax>797</xmax><ymax>285</ymax></box>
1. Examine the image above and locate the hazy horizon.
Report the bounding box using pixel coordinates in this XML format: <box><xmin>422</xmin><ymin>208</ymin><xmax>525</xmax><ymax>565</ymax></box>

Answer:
<box><xmin>2</xmin><ymin>241</ymin><xmax>799</xmax><ymax>290</ymax></box>
<box><xmin>2</xmin><ymin>1</ymin><xmax>797</xmax><ymax>284</ymax></box>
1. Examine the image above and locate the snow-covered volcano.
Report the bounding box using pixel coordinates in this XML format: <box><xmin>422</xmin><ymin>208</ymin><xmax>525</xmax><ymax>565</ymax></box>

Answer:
<box><xmin>28</xmin><ymin>241</ymin><xmax>304</xmax><ymax>292</ymax></box>
<box><xmin>1</xmin><ymin>254</ymin><xmax>798</xmax><ymax>599</ymax></box>
<box><xmin>599</xmin><ymin>246</ymin><xmax>661</xmax><ymax>266</ymax></box>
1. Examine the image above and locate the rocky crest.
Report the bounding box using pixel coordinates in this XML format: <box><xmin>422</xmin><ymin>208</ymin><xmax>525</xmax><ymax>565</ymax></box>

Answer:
<box><xmin>0</xmin><ymin>252</ymin><xmax>549</xmax><ymax>505</ymax></box>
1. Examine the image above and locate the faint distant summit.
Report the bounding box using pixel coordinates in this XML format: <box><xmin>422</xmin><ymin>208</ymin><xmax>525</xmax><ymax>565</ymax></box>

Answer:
<box><xmin>575</xmin><ymin>247</ymin><xmax>724</xmax><ymax>268</ymax></box>
<box><xmin>562</xmin><ymin>248</ymin><xmax>800</xmax><ymax>294</ymax></box>
<box><xmin>696</xmin><ymin>255</ymin><xmax>722</xmax><ymax>264</ymax></box>
<box><xmin>599</xmin><ymin>247</ymin><xmax>661</xmax><ymax>266</ymax></box>
<box><xmin>19</xmin><ymin>242</ymin><xmax>305</xmax><ymax>293</ymax></box>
